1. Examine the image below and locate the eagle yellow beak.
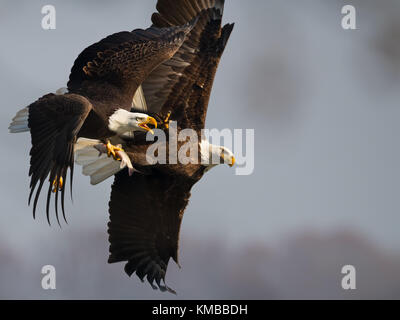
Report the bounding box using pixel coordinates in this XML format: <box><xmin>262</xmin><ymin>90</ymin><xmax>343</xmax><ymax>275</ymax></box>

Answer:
<box><xmin>139</xmin><ymin>116</ymin><xmax>158</xmax><ymax>134</ymax></box>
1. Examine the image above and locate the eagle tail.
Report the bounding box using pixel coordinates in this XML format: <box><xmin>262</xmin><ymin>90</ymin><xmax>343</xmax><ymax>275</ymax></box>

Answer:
<box><xmin>9</xmin><ymin>107</ymin><xmax>29</xmax><ymax>133</ymax></box>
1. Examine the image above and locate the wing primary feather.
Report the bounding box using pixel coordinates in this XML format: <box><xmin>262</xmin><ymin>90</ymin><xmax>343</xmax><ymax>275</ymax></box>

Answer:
<box><xmin>32</xmin><ymin>178</ymin><xmax>46</xmax><ymax>220</ymax></box>
<box><xmin>53</xmin><ymin>168</ymin><xmax>61</xmax><ymax>227</ymax></box>
<box><xmin>46</xmin><ymin>183</ymin><xmax>53</xmax><ymax>226</ymax></box>
<box><xmin>31</xmin><ymin>163</ymin><xmax>53</xmax><ymax>218</ymax></box>
<box><xmin>46</xmin><ymin>167</ymin><xmax>58</xmax><ymax>226</ymax></box>
<box><xmin>61</xmin><ymin>177</ymin><xmax>68</xmax><ymax>225</ymax></box>
<box><xmin>69</xmin><ymin>145</ymin><xmax>75</xmax><ymax>204</ymax></box>
<box><xmin>54</xmin><ymin>184</ymin><xmax>61</xmax><ymax>227</ymax></box>
<box><xmin>55</xmin><ymin>147</ymin><xmax>69</xmax><ymax>226</ymax></box>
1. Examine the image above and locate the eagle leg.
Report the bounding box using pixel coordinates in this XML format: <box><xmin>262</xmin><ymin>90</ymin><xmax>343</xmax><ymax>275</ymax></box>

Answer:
<box><xmin>106</xmin><ymin>140</ymin><xmax>123</xmax><ymax>161</ymax></box>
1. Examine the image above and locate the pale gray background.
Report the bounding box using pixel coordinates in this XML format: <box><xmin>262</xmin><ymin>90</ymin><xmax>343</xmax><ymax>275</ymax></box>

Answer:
<box><xmin>1</xmin><ymin>0</ymin><xmax>400</xmax><ymax>299</ymax></box>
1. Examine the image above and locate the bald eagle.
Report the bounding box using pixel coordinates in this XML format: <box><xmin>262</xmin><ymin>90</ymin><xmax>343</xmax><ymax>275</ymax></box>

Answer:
<box><xmin>9</xmin><ymin>0</ymin><xmax>234</xmax><ymax>294</ymax></box>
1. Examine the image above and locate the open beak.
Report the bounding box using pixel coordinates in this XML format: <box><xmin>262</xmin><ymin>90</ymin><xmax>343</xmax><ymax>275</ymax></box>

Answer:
<box><xmin>138</xmin><ymin>116</ymin><xmax>158</xmax><ymax>134</ymax></box>
<box><xmin>229</xmin><ymin>156</ymin><xmax>236</xmax><ymax>167</ymax></box>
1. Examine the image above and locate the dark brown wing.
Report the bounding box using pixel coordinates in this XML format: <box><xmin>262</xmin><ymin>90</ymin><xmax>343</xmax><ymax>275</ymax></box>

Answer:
<box><xmin>108</xmin><ymin>171</ymin><xmax>195</xmax><ymax>294</ymax></box>
<box><xmin>67</xmin><ymin>21</ymin><xmax>197</xmax><ymax>108</ymax></box>
<box><xmin>28</xmin><ymin>94</ymin><xmax>92</xmax><ymax>225</ymax></box>
<box><xmin>142</xmin><ymin>0</ymin><xmax>234</xmax><ymax>131</ymax></box>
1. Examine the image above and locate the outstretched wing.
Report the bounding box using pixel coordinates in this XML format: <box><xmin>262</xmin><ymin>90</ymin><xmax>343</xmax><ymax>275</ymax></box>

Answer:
<box><xmin>67</xmin><ymin>21</ymin><xmax>197</xmax><ymax>109</ymax></box>
<box><xmin>142</xmin><ymin>0</ymin><xmax>234</xmax><ymax>131</ymax></box>
<box><xmin>28</xmin><ymin>94</ymin><xmax>92</xmax><ymax>225</ymax></box>
<box><xmin>108</xmin><ymin>171</ymin><xmax>194</xmax><ymax>294</ymax></box>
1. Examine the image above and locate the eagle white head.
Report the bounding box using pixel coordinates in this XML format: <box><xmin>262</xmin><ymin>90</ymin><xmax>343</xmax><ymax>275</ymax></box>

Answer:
<box><xmin>200</xmin><ymin>140</ymin><xmax>236</xmax><ymax>171</ymax></box>
<box><xmin>108</xmin><ymin>109</ymin><xmax>158</xmax><ymax>135</ymax></box>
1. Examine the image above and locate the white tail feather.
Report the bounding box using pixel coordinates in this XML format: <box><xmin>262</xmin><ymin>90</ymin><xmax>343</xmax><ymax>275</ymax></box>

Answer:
<box><xmin>9</xmin><ymin>107</ymin><xmax>29</xmax><ymax>133</ymax></box>
<box><xmin>90</xmin><ymin>162</ymin><xmax>122</xmax><ymax>185</ymax></box>
<box><xmin>74</xmin><ymin>138</ymin><xmax>129</xmax><ymax>185</ymax></box>
<box><xmin>74</xmin><ymin>138</ymin><xmax>101</xmax><ymax>151</ymax></box>
<box><xmin>82</xmin><ymin>157</ymin><xmax>117</xmax><ymax>176</ymax></box>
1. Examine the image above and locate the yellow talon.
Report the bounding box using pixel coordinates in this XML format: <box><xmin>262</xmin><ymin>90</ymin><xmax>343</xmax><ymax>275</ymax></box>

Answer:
<box><xmin>106</xmin><ymin>141</ymin><xmax>123</xmax><ymax>161</ymax></box>
<box><xmin>52</xmin><ymin>177</ymin><xmax>63</xmax><ymax>193</ymax></box>
<box><xmin>163</xmin><ymin>111</ymin><xmax>171</xmax><ymax>129</ymax></box>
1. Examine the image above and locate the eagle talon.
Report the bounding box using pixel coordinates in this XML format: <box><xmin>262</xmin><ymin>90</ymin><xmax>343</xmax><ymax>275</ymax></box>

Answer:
<box><xmin>162</xmin><ymin>111</ymin><xmax>172</xmax><ymax>130</ymax></box>
<box><xmin>94</xmin><ymin>142</ymin><xmax>135</xmax><ymax>176</ymax></box>
<box><xmin>106</xmin><ymin>141</ymin><xmax>123</xmax><ymax>161</ymax></box>
<box><xmin>52</xmin><ymin>177</ymin><xmax>63</xmax><ymax>193</ymax></box>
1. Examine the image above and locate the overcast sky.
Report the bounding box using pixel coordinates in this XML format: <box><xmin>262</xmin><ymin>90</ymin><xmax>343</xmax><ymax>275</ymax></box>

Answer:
<box><xmin>1</xmin><ymin>0</ymin><xmax>400</xmax><ymax>299</ymax></box>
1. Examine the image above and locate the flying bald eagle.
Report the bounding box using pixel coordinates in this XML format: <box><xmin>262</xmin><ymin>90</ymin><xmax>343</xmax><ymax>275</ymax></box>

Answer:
<box><xmin>9</xmin><ymin>0</ymin><xmax>234</xmax><ymax>294</ymax></box>
<box><xmin>9</xmin><ymin>16</ymin><xmax>197</xmax><ymax>223</ymax></box>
